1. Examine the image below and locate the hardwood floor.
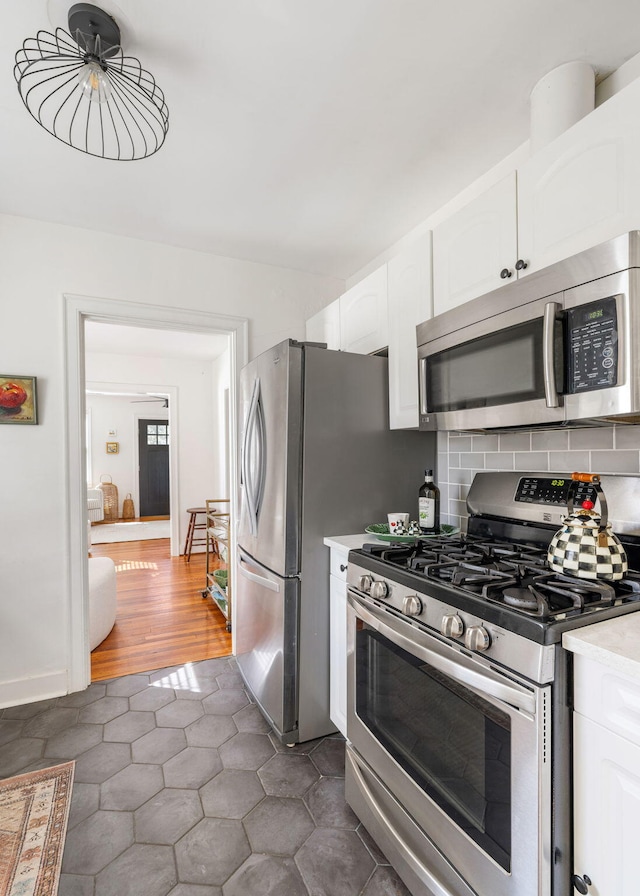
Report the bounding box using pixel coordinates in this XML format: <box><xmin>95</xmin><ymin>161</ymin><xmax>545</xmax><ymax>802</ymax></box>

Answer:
<box><xmin>89</xmin><ymin>537</ymin><xmax>231</xmax><ymax>681</ymax></box>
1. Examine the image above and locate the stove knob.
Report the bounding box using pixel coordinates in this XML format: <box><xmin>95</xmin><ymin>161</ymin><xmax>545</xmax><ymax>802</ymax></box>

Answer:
<box><xmin>465</xmin><ymin>625</ymin><xmax>491</xmax><ymax>652</ymax></box>
<box><xmin>358</xmin><ymin>575</ymin><xmax>373</xmax><ymax>593</ymax></box>
<box><xmin>441</xmin><ymin>614</ymin><xmax>464</xmax><ymax>639</ymax></box>
<box><xmin>370</xmin><ymin>580</ymin><xmax>389</xmax><ymax>599</ymax></box>
<box><xmin>402</xmin><ymin>595</ymin><xmax>422</xmax><ymax>616</ymax></box>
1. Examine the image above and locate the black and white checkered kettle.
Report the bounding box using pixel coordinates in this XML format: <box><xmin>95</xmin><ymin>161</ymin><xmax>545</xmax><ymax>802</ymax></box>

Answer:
<box><xmin>547</xmin><ymin>473</ymin><xmax>629</xmax><ymax>581</ymax></box>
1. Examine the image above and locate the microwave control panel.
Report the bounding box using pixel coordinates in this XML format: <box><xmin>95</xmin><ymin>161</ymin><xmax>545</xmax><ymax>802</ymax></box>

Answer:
<box><xmin>515</xmin><ymin>477</ymin><xmax>597</xmax><ymax>506</ymax></box>
<box><xmin>566</xmin><ymin>295</ymin><xmax>618</xmax><ymax>393</ymax></box>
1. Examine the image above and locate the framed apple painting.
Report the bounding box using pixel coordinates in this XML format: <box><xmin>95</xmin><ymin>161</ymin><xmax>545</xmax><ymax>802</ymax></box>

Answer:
<box><xmin>0</xmin><ymin>376</ymin><xmax>37</xmax><ymax>424</ymax></box>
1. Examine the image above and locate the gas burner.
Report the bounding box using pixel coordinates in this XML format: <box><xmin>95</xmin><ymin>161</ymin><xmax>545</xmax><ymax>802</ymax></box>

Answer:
<box><xmin>502</xmin><ymin>587</ymin><xmax>541</xmax><ymax>612</ymax></box>
<box><xmin>486</xmin><ymin>573</ymin><xmax>620</xmax><ymax>620</ymax></box>
<box><xmin>450</xmin><ymin>563</ymin><xmax>517</xmax><ymax>593</ymax></box>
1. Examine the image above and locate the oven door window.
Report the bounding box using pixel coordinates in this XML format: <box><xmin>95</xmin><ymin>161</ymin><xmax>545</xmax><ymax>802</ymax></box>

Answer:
<box><xmin>356</xmin><ymin>625</ymin><xmax>511</xmax><ymax>871</ymax></box>
<box><xmin>427</xmin><ymin>317</ymin><xmax>545</xmax><ymax>412</ymax></box>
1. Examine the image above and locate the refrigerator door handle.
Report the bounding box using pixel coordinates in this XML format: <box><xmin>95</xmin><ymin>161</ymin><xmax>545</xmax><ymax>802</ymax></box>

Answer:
<box><xmin>242</xmin><ymin>377</ymin><xmax>264</xmax><ymax>537</ymax></box>
<box><xmin>238</xmin><ymin>552</ymin><xmax>280</xmax><ymax>592</ymax></box>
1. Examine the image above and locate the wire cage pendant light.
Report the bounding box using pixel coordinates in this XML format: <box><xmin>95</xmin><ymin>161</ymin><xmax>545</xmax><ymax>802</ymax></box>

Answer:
<box><xmin>14</xmin><ymin>3</ymin><xmax>169</xmax><ymax>161</ymax></box>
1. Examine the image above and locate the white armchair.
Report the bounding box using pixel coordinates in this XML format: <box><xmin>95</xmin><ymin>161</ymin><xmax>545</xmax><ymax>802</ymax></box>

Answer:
<box><xmin>87</xmin><ymin>487</ymin><xmax>104</xmax><ymax>523</ymax></box>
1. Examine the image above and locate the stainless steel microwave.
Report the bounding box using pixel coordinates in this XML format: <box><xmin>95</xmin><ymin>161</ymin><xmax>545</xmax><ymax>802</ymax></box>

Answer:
<box><xmin>417</xmin><ymin>231</ymin><xmax>640</xmax><ymax>431</ymax></box>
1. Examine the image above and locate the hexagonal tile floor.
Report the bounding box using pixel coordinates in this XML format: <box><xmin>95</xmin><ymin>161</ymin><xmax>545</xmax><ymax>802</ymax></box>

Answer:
<box><xmin>0</xmin><ymin>657</ymin><xmax>411</xmax><ymax>896</ymax></box>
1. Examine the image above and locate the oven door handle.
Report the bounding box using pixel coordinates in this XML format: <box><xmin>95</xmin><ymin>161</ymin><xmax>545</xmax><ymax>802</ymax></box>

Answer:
<box><xmin>348</xmin><ymin>592</ymin><xmax>536</xmax><ymax>715</ymax></box>
<box><xmin>347</xmin><ymin>749</ymin><xmax>454</xmax><ymax>896</ymax></box>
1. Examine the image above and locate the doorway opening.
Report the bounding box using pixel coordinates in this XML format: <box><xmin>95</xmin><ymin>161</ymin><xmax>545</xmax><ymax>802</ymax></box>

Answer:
<box><xmin>64</xmin><ymin>294</ymin><xmax>248</xmax><ymax>693</ymax></box>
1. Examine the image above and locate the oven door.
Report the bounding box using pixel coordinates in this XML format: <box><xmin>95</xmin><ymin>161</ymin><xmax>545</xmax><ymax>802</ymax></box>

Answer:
<box><xmin>346</xmin><ymin>590</ymin><xmax>551</xmax><ymax>896</ymax></box>
<box><xmin>417</xmin><ymin>295</ymin><xmax>565</xmax><ymax>431</ymax></box>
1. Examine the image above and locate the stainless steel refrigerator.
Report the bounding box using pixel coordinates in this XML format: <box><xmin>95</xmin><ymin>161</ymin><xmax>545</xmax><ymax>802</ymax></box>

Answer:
<box><xmin>235</xmin><ymin>339</ymin><xmax>435</xmax><ymax>743</ymax></box>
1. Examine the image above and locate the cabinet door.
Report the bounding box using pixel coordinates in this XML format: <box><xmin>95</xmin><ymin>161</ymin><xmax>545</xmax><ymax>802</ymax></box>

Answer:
<box><xmin>306</xmin><ymin>299</ymin><xmax>341</xmax><ymax>350</ymax></box>
<box><xmin>387</xmin><ymin>232</ymin><xmax>432</xmax><ymax>429</ymax></box>
<box><xmin>432</xmin><ymin>172</ymin><xmax>518</xmax><ymax>314</ymax></box>
<box><xmin>339</xmin><ymin>265</ymin><xmax>388</xmax><ymax>354</ymax></box>
<box><xmin>329</xmin><ymin>573</ymin><xmax>348</xmax><ymax>738</ymax></box>
<box><xmin>573</xmin><ymin>712</ymin><xmax>640</xmax><ymax>896</ymax></box>
<box><xmin>518</xmin><ymin>77</ymin><xmax>640</xmax><ymax>276</ymax></box>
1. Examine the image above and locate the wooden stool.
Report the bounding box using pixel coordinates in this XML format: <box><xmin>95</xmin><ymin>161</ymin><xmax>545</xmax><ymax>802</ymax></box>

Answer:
<box><xmin>183</xmin><ymin>507</ymin><xmax>207</xmax><ymax>561</ymax></box>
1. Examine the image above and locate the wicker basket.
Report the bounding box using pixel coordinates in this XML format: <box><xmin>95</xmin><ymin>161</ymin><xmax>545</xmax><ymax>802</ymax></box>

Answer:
<box><xmin>97</xmin><ymin>474</ymin><xmax>119</xmax><ymax>521</ymax></box>
<box><xmin>122</xmin><ymin>493</ymin><xmax>135</xmax><ymax>520</ymax></box>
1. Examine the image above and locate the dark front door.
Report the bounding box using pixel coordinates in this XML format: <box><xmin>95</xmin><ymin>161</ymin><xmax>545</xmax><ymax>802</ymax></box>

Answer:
<box><xmin>138</xmin><ymin>419</ymin><xmax>170</xmax><ymax>516</ymax></box>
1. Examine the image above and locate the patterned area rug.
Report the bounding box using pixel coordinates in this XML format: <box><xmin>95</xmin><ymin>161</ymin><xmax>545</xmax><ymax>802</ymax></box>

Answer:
<box><xmin>0</xmin><ymin>761</ymin><xmax>74</xmax><ymax>896</ymax></box>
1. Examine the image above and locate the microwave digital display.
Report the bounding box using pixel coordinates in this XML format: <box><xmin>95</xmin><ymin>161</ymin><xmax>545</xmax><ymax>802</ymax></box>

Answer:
<box><xmin>566</xmin><ymin>296</ymin><xmax>618</xmax><ymax>393</ymax></box>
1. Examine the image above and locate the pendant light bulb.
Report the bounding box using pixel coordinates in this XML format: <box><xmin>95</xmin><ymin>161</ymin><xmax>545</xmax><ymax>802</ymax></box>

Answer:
<box><xmin>78</xmin><ymin>60</ymin><xmax>111</xmax><ymax>103</ymax></box>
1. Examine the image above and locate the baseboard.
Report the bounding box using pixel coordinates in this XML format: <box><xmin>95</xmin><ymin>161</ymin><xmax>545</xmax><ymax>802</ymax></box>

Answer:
<box><xmin>0</xmin><ymin>669</ymin><xmax>69</xmax><ymax>710</ymax></box>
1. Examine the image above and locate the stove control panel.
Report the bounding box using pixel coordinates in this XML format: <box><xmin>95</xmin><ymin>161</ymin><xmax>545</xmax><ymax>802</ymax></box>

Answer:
<box><xmin>515</xmin><ymin>476</ymin><xmax>597</xmax><ymax>506</ymax></box>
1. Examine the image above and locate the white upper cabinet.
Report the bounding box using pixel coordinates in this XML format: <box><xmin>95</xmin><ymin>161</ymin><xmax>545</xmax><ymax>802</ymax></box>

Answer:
<box><xmin>432</xmin><ymin>172</ymin><xmax>518</xmax><ymax>314</ymax></box>
<box><xmin>433</xmin><ymin>77</ymin><xmax>640</xmax><ymax>315</ymax></box>
<box><xmin>387</xmin><ymin>232</ymin><xmax>432</xmax><ymax>429</ymax></box>
<box><xmin>339</xmin><ymin>264</ymin><xmax>388</xmax><ymax>355</ymax></box>
<box><xmin>305</xmin><ymin>298</ymin><xmax>341</xmax><ymax>349</ymax></box>
<box><xmin>518</xmin><ymin>77</ymin><xmax>640</xmax><ymax>276</ymax></box>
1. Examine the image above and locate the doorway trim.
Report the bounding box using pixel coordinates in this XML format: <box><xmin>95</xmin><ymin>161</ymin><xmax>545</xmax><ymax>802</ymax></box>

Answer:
<box><xmin>64</xmin><ymin>293</ymin><xmax>248</xmax><ymax>693</ymax></box>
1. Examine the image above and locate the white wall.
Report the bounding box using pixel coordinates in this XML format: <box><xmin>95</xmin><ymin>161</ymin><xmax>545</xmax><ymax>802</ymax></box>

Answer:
<box><xmin>86</xmin><ymin>393</ymin><xmax>170</xmax><ymax>516</ymax></box>
<box><xmin>86</xmin><ymin>348</ymin><xmax>228</xmax><ymax>551</ymax></box>
<box><xmin>0</xmin><ymin>214</ymin><xmax>343</xmax><ymax>708</ymax></box>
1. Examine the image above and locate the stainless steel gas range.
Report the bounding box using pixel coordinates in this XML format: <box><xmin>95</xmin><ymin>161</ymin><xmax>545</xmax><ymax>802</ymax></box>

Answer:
<box><xmin>344</xmin><ymin>472</ymin><xmax>640</xmax><ymax>896</ymax></box>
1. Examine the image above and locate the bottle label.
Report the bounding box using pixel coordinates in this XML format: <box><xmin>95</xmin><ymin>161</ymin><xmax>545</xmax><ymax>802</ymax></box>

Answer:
<box><xmin>419</xmin><ymin>497</ymin><xmax>436</xmax><ymax>528</ymax></box>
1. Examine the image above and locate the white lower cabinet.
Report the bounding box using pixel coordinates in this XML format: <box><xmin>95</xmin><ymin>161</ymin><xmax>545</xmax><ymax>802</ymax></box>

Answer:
<box><xmin>328</xmin><ymin>547</ymin><xmax>349</xmax><ymax>738</ymax></box>
<box><xmin>572</xmin><ymin>654</ymin><xmax>640</xmax><ymax>896</ymax></box>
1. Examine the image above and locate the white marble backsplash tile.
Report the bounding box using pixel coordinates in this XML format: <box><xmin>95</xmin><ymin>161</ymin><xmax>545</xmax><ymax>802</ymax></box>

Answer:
<box><xmin>437</xmin><ymin>425</ymin><xmax>640</xmax><ymax>529</ymax></box>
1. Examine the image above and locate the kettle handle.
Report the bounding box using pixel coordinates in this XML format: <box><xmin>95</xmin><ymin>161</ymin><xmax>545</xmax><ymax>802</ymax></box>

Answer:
<box><xmin>567</xmin><ymin>473</ymin><xmax>608</xmax><ymax>528</ymax></box>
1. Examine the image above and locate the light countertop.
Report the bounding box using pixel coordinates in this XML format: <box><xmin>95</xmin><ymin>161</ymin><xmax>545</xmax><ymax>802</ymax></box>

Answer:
<box><xmin>563</xmin><ymin>613</ymin><xmax>640</xmax><ymax>679</ymax></box>
<box><xmin>323</xmin><ymin>534</ymin><xmax>371</xmax><ymax>553</ymax></box>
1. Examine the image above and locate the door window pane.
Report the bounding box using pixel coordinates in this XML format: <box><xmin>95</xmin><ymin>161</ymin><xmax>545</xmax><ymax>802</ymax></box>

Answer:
<box><xmin>146</xmin><ymin>423</ymin><xmax>169</xmax><ymax>446</ymax></box>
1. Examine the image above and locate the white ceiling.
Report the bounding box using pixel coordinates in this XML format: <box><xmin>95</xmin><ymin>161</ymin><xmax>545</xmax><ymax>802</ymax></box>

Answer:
<box><xmin>85</xmin><ymin>320</ymin><xmax>229</xmax><ymax>359</ymax></box>
<box><xmin>2</xmin><ymin>1</ymin><xmax>640</xmax><ymax>280</ymax></box>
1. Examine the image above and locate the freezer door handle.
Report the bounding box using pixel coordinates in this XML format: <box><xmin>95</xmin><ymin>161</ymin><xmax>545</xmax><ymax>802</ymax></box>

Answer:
<box><xmin>238</xmin><ymin>552</ymin><xmax>280</xmax><ymax>592</ymax></box>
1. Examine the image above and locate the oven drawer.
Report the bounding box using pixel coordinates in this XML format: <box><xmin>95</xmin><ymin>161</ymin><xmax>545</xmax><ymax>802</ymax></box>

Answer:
<box><xmin>573</xmin><ymin>653</ymin><xmax>640</xmax><ymax>749</ymax></box>
<box><xmin>345</xmin><ymin>745</ymin><xmax>475</xmax><ymax>896</ymax></box>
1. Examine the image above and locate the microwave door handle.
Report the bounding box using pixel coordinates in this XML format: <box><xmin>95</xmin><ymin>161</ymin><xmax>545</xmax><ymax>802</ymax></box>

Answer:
<box><xmin>348</xmin><ymin>592</ymin><xmax>535</xmax><ymax>714</ymax></box>
<box><xmin>543</xmin><ymin>301</ymin><xmax>561</xmax><ymax>408</ymax></box>
<box><xmin>418</xmin><ymin>355</ymin><xmax>428</xmax><ymax>417</ymax></box>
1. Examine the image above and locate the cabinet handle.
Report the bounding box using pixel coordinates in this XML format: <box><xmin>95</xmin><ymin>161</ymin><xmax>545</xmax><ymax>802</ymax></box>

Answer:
<box><xmin>515</xmin><ymin>258</ymin><xmax>528</xmax><ymax>271</ymax></box>
<box><xmin>340</xmin><ymin>564</ymin><xmax>347</xmax><ymax>572</ymax></box>
<box><xmin>572</xmin><ymin>873</ymin><xmax>592</xmax><ymax>894</ymax></box>
<box><xmin>500</xmin><ymin>268</ymin><xmax>513</xmax><ymax>279</ymax></box>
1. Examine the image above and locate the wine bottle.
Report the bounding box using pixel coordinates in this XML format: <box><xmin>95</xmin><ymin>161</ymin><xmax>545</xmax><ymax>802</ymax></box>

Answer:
<box><xmin>418</xmin><ymin>469</ymin><xmax>440</xmax><ymax>534</ymax></box>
